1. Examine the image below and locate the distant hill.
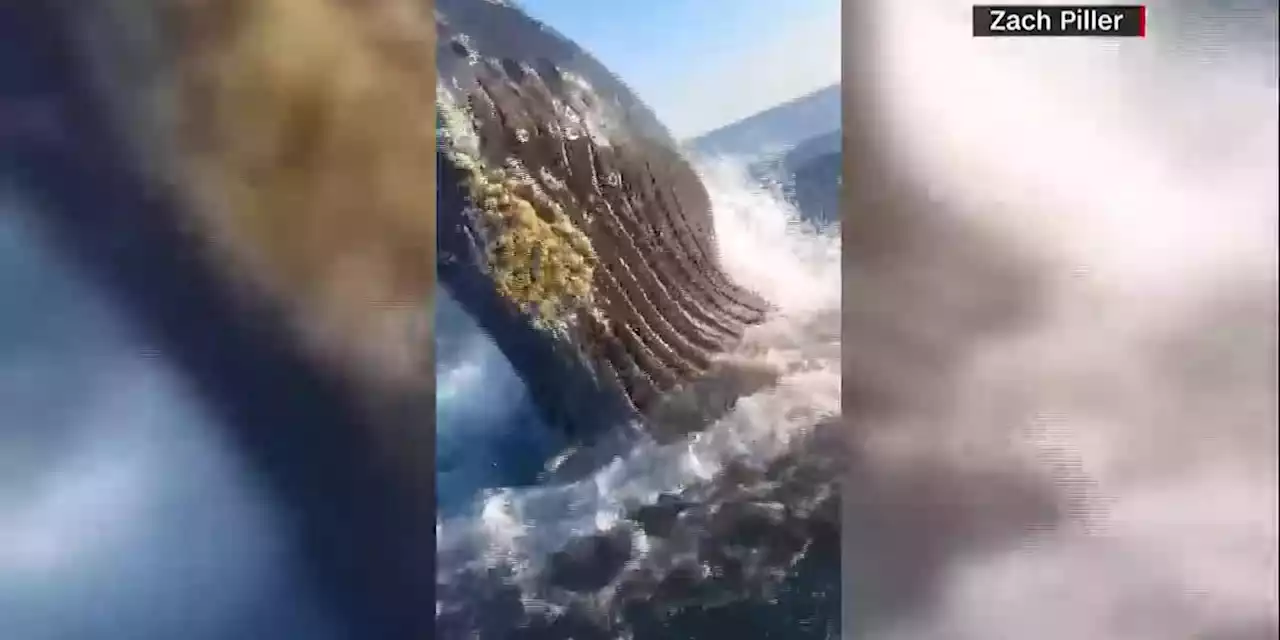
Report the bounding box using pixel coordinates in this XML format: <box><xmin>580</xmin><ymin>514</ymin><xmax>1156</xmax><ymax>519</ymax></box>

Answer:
<box><xmin>687</xmin><ymin>85</ymin><xmax>840</xmax><ymax>161</ymax></box>
<box><xmin>688</xmin><ymin>86</ymin><xmax>842</xmax><ymax>227</ymax></box>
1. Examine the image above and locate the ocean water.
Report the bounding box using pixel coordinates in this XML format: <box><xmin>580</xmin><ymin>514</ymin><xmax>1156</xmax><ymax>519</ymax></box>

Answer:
<box><xmin>436</xmin><ymin>288</ymin><xmax>565</xmax><ymax>516</ymax></box>
<box><xmin>434</xmin><ymin>157</ymin><xmax>843</xmax><ymax>635</ymax></box>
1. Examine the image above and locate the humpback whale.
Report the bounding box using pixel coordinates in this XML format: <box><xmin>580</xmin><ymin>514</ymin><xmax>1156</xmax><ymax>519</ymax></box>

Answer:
<box><xmin>433</xmin><ymin>4</ymin><xmax>841</xmax><ymax>637</ymax></box>
<box><xmin>435</xmin><ymin>0</ymin><xmax>773</xmax><ymax>442</ymax></box>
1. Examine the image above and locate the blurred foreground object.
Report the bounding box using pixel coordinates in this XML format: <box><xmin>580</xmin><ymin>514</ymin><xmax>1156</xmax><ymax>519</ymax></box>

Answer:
<box><xmin>1</xmin><ymin>1</ymin><xmax>440</xmax><ymax>637</ymax></box>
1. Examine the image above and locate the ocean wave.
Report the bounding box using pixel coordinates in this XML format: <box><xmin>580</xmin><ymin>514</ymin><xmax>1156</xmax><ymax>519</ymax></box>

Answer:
<box><xmin>435</xmin><ymin>158</ymin><xmax>843</xmax><ymax>636</ymax></box>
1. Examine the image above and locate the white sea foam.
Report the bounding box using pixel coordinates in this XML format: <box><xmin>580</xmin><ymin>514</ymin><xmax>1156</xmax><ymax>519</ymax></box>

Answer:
<box><xmin>435</xmin><ymin>157</ymin><xmax>844</xmax><ymax>583</ymax></box>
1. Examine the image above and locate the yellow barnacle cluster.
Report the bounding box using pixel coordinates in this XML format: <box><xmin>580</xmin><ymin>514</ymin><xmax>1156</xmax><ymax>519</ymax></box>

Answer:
<box><xmin>456</xmin><ymin>157</ymin><xmax>598</xmax><ymax>328</ymax></box>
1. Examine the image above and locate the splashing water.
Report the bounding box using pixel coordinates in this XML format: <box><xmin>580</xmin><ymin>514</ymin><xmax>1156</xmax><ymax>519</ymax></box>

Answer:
<box><xmin>434</xmin><ymin>157</ymin><xmax>843</xmax><ymax>592</ymax></box>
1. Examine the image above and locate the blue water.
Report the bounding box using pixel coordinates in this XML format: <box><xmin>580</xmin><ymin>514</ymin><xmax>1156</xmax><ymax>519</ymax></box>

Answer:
<box><xmin>434</xmin><ymin>289</ymin><xmax>567</xmax><ymax>516</ymax></box>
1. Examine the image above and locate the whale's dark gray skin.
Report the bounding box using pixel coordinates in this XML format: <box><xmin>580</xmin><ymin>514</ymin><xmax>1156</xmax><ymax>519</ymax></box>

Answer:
<box><xmin>0</xmin><ymin>3</ymin><xmax>437</xmax><ymax>638</ymax></box>
<box><xmin>434</xmin><ymin>0</ymin><xmax>771</xmax><ymax>440</ymax></box>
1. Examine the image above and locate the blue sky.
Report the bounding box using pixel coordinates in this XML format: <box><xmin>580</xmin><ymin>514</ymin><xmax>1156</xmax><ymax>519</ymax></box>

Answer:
<box><xmin>517</xmin><ymin>0</ymin><xmax>841</xmax><ymax>139</ymax></box>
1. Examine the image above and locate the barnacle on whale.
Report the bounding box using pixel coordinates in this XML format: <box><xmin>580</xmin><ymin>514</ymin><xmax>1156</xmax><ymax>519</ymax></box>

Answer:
<box><xmin>439</xmin><ymin>109</ymin><xmax>601</xmax><ymax>330</ymax></box>
<box><xmin>473</xmin><ymin>170</ymin><xmax>597</xmax><ymax>328</ymax></box>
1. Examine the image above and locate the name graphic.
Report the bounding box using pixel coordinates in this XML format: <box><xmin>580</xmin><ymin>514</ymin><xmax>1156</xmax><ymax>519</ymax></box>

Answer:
<box><xmin>973</xmin><ymin>5</ymin><xmax>1147</xmax><ymax>37</ymax></box>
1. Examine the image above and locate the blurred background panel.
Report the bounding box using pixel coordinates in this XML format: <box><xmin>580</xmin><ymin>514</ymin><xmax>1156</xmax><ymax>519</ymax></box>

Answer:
<box><xmin>841</xmin><ymin>1</ymin><xmax>1277</xmax><ymax>639</ymax></box>
<box><xmin>0</xmin><ymin>194</ymin><xmax>340</xmax><ymax>639</ymax></box>
<box><xmin>1</xmin><ymin>2</ymin><xmax>439</xmax><ymax>638</ymax></box>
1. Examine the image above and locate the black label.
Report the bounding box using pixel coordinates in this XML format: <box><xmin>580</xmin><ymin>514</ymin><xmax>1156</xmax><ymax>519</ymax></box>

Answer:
<box><xmin>973</xmin><ymin>5</ymin><xmax>1146</xmax><ymax>37</ymax></box>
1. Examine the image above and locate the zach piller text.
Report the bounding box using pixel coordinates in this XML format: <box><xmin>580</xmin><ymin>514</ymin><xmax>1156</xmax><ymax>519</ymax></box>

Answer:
<box><xmin>972</xmin><ymin>5</ymin><xmax>1147</xmax><ymax>37</ymax></box>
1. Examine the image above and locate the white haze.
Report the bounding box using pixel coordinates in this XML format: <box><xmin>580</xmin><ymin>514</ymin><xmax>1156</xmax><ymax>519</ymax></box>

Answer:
<box><xmin>843</xmin><ymin>1</ymin><xmax>1278</xmax><ymax>639</ymax></box>
<box><xmin>0</xmin><ymin>198</ymin><xmax>337</xmax><ymax>640</ymax></box>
